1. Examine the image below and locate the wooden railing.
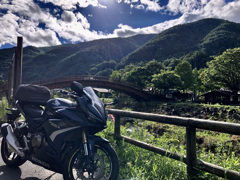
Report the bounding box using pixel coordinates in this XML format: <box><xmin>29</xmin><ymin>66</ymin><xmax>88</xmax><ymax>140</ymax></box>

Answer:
<box><xmin>107</xmin><ymin>108</ymin><xmax>240</xmax><ymax>180</ymax></box>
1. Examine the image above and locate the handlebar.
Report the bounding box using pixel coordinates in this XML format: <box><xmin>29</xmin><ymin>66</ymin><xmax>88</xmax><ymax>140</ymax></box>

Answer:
<box><xmin>57</xmin><ymin>89</ymin><xmax>78</xmax><ymax>99</ymax></box>
<box><xmin>57</xmin><ymin>89</ymin><xmax>92</xmax><ymax>105</ymax></box>
<box><xmin>104</xmin><ymin>98</ymin><xmax>119</xmax><ymax>107</ymax></box>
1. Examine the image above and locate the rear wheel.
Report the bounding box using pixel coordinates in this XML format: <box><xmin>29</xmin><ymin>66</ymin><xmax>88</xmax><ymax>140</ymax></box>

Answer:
<box><xmin>1</xmin><ymin>138</ymin><xmax>26</xmax><ymax>167</ymax></box>
<box><xmin>62</xmin><ymin>142</ymin><xmax>119</xmax><ymax>180</ymax></box>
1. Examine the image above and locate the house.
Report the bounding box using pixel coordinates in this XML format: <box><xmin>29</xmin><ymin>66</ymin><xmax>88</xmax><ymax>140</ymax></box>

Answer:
<box><xmin>165</xmin><ymin>90</ymin><xmax>191</xmax><ymax>100</ymax></box>
<box><xmin>201</xmin><ymin>90</ymin><xmax>240</xmax><ymax>105</ymax></box>
<box><xmin>93</xmin><ymin>88</ymin><xmax>111</xmax><ymax>98</ymax></box>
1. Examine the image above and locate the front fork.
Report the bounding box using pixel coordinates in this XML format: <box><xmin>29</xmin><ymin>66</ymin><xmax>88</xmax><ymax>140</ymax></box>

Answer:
<box><xmin>82</xmin><ymin>129</ymin><xmax>89</xmax><ymax>156</ymax></box>
<box><xmin>81</xmin><ymin>129</ymin><xmax>97</xmax><ymax>175</ymax></box>
<box><xmin>79</xmin><ymin>130</ymin><xmax>110</xmax><ymax>174</ymax></box>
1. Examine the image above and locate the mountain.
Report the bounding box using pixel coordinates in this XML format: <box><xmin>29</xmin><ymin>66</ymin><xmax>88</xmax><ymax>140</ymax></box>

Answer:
<box><xmin>118</xmin><ymin>18</ymin><xmax>240</xmax><ymax>69</ymax></box>
<box><xmin>1</xmin><ymin>18</ymin><xmax>240</xmax><ymax>83</ymax></box>
<box><xmin>0</xmin><ymin>34</ymin><xmax>155</xmax><ymax>82</ymax></box>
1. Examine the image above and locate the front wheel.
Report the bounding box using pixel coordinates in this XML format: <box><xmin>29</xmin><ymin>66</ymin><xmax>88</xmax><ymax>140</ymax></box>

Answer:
<box><xmin>1</xmin><ymin>137</ymin><xmax>26</xmax><ymax>167</ymax></box>
<box><xmin>62</xmin><ymin>142</ymin><xmax>119</xmax><ymax>180</ymax></box>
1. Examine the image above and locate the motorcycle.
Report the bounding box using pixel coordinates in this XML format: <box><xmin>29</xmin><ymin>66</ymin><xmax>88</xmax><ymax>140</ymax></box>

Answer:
<box><xmin>1</xmin><ymin>81</ymin><xmax>119</xmax><ymax>180</ymax></box>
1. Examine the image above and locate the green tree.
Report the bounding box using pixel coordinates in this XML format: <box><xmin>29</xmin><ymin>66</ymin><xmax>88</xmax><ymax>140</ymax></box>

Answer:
<box><xmin>179</xmin><ymin>50</ymin><xmax>212</xmax><ymax>69</ymax></box>
<box><xmin>90</xmin><ymin>60</ymin><xmax>116</xmax><ymax>75</ymax></box>
<box><xmin>110</xmin><ymin>64</ymin><xmax>137</xmax><ymax>82</ymax></box>
<box><xmin>112</xmin><ymin>60</ymin><xmax>165</xmax><ymax>88</ymax></box>
<box><xmin>96</xmin><ymin>68</ymin><xmax>113</xmax><ymax>76</ymax></box>
<box><xmin>122</xmin><ymin>66</ymin><xmax>148</xmax><ymax>87</ymax></box>
<box><xmin>175</xmin><ymin>61</ymin><xmax>193</xmax><ymax>91</ymax></box>
<box><xmin>110</xmin><ymin>70</ymin><xmax>122</xmax><ymax>81</ymax></box>
<box><xmin>192</xmin><ymin>68</ymin><xmax>205</xmax><ymax>94</ymax></box>
<box><xmin>199</xmin><ymin>67</ymin><xmax>219</xmax><ymax>92</ymax></box>
<box><xmin>152</xmin><ymin>70</ymin><xmax>182</xmax><ymax>92</ymax></box>
<box><xmin>144</xmin><ymin>60</ymin><xmax>165</xmax><ymax>86</ymax></box>
<box><xmin>200</xmin><ymin>47</ymin><xmax>240</xmax><ymax>93</ymax></box>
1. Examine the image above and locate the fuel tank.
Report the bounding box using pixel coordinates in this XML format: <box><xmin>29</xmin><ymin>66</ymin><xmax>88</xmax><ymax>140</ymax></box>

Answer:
<box><xmin>47</xmin><ymin>98</ymin><xmax>75</xmax><ymax>110</ymax></box>
<box><xmin>45</xmin><ymin>98</ymin><xmax>87</xmax><ymax>124</ymax></box>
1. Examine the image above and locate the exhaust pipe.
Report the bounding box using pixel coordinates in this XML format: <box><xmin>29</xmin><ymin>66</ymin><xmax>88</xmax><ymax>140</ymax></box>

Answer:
<box><xmin>1</xmin><ymin>123</ymin><xmax>25</xmax><ymax>157</ymax></box>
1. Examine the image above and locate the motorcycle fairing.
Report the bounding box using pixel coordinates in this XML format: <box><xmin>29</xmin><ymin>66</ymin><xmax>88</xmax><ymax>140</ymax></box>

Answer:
<box><xmin>56</xmin><ymin>109</ymin><xmax>87</xmax><ymax>124</ymax></box>
<box><xmin>84</xmin><ymin>87</ymin><xmax>107</xmax><ymax>122</ymax></box>
<box><xmin>49</xmin><ymin>126</ymin><xmax>81</xmax><ymax>142</ymax></box>
<box><xmin>29</xmin><ymin>121</ymin><xmax>82</xmax><ymax>173</ymax></box>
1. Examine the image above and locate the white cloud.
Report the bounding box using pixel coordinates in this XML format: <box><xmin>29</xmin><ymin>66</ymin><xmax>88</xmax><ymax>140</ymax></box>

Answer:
<box><xmin>119</xmin><ymin>0</ymin><xmax>163</xmax><ymax>12</ymax></box>
<box><xmin>0</xmin><ymin>0</ymin><xmax>104</xmax><ymax>47</ymax></box>
<box><xmin>0</xmin><ymin>13</ymin><xmax>20</xmax><ymax>47</ymax></box>
<box><xmin>110</xmin><ymin>17</ymin><xmax>184</xmax><ymax>38</ymax></box>
<box><xmin>37</xmin><ymin>0</ymin><xmax>104</xmax><ymax>10</ymax></box>
<box><xmin>131</xmin><ymin>4</ymin><xmax>145</xmax><ymax>10</ymax></box>
<box><xmin>109</xmin><ymin>0</ymin><xmax>240</xmax><ymax>38</ymax></box>
<box><xmin>203</xmin><ymin>0</ymin><xmax>240</xmax><ymax>23</ymax></box>
<box><xmin>166</xmin><ymin>0</ymin><xmax>240</xmax><ymax>24</ymax></box>
<box><xmin>61</xmin><ymin>11</ymin><xmax>76</xmax><ymax>23</ymax></box>
<box><xmin>167</xmin><ymin>0</ymin><xmax>202</xmax><ymax>15</ymax></box>
<box><xmin>0</xmin><ymin>0</ymin><xmax>62</xmax><ymax>47</ymax></box>
<box><xmin>113</xmin><ymin>24</ymin><xmax>137</xmax><ymax>37</ymax></box>
<box><xmin>1</xmin><ymin>0</ymin><xmax>240</xmax><ymax>49</ymax></box>
<box><xmin>19</xmin><ymin>27</ymin><xmax>61</xmax><ymax>47</ymax></box>
<box><xmin>140</xmin><ymin>0</ymin><xmax>162</xmax><ymax>12</ymax></box>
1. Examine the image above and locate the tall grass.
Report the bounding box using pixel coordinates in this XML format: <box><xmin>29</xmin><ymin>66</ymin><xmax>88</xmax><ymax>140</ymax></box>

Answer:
<box><xmin>99</xmin><ymin>117</ymin><xmax>240</xmax><ymax>180</ymax></box>
<box><xmin>99</xmin><ymin>120</ymin><xmax>187</xmax><ymax>180</ymax></box>
<box><xmin>0</xmin><ymin>97</ymin><xmax>8</xmax><ymax>125</ymax></box>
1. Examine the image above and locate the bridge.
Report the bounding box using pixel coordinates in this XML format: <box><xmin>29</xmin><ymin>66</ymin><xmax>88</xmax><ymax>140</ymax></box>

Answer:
<box><xmin>31</xmin><ymin>76</ymin><xmax>149</xmax><ymax>100</ymax></box>
<box><xmin>1</xmin><ymin>76</ymin><xmax>150</xmax><ymax>101</ymax></box>
<box><xmin>0</xmin><ymin>38</ymin><xmax>149</xmax><ymax>101</ymax></box>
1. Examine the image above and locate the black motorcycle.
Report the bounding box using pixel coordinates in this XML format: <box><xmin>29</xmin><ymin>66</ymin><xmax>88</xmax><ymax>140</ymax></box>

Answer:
<box><xmin>1</xmin><ymin>81</ymin><xmax>119</xmax><ymax>180</ymax></box>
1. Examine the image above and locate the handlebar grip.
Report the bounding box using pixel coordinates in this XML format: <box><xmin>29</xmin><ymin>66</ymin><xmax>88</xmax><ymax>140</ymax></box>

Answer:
<box><xmin>59</xmin><ymin>90</ymin><xmax>68</xmax><ymax>94</ymax></box>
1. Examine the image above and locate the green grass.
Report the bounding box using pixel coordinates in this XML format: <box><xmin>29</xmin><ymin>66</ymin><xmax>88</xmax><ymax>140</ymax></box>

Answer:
<box><xmin>98</xmin><ymin>114</ymin><xmax>240</xmax><ymax>180</ymax></box>
<box><xmin>98</xmin><ymin>120</ymin><xmax>187</xmax><ymax>180</ymax></box>
<box><xmin>0</xmin><ymin>97</ymin><xmax>8</xmax><ymax>125</ymax></box>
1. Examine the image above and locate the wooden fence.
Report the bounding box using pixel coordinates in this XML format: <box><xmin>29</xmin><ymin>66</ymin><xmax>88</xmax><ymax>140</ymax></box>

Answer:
<box><xmin>107</xmin><ymin>108</ymin><xmax>240</xmax><ymax>180</ymax></box>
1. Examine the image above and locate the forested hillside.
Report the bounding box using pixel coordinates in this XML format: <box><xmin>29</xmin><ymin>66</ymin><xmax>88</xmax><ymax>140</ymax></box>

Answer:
<box><xmin>0</xmin><ymin>34</ymin><xmax>155</xmax><ymax>82</ymax></box>
<box><xmin>0</xmin><ymin>18</ymin><xmax>240</xmax><ymax>83</ymax></box>
<box><xmin>118</xmin><ymin>18</ymin><xmax>240</xmax><ymax>69</ymax></box>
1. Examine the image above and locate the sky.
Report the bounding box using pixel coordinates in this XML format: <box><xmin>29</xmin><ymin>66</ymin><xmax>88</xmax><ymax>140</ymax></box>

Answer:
<box><xmin>0</xmin><ymin>0</ymin><xmax>240</xmax><ymax>49</ymax></box>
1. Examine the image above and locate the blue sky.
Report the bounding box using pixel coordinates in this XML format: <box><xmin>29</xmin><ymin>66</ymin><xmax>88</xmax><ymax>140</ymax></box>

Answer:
<box><xmin>0</xmin><ymin>0</ymin><xmax>239</xmax><ymax>49</ymax></box>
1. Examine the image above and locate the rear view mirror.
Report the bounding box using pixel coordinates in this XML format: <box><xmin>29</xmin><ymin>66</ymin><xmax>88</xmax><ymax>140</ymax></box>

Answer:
<box><xmin>112</xmin><ymin>98</ymin><xmax>119</xmax><ymax>105</ymax></box>
<box><xmin>104</xmin><ymin>98</ymin><xmax>119</xmax><ymax>107</ymax></box>
<box><xmin>71</xmin><ymin>81</ymin><xmax>84</xmax><ymax>97</ymax></box>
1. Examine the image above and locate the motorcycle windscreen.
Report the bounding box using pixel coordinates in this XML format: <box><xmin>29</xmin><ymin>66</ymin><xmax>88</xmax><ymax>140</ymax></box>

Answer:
<box><xmin>83</xmin><ymin>87</ymin><xmax>107</xmax><ymax>121</ymax></box>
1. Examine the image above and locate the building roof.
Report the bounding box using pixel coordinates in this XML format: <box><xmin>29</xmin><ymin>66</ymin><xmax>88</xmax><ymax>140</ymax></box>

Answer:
<box><xmin>93</xmin><ymin>88</ymin><xmax>110</xmax><ymax>93</ymax></box>
<box><xmin>201</xmin><ymin>90</ymin><xmax>240</xmax><ymax>97</ymax></box>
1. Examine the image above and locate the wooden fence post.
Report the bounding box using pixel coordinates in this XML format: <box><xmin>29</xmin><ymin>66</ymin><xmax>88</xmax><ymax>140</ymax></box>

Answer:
<box><xmin>7</xmin><ymin>65</ymin><xmax>13</xmax><ymax>102</ymax></box>
<box><xmin>186</xmin><ymin>125</ymin><xmax>197</xmax><ymax>179</ymax></box>
<box><xmin>13</xmin><ymin>37</ymin><xmax>23</xmax><ymax>97</ymax></box>
<box><xmin>114</xmin><ymin>115</ymin><xmax>121</xmax><ymax>139</ymax></box>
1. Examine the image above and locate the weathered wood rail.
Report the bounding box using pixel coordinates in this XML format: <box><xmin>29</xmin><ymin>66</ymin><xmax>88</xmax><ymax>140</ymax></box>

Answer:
<box><xmin>107</xmin><ymin>108</ymin><xmax>240</xmax><ymax>180</ymax></box>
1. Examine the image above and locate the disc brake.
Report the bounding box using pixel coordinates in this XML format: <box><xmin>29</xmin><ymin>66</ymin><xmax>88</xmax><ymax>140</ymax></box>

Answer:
<box><xmin>75</xmin><ymin>154</ymin><xmax>106</xmax><ymax>180</ymax></box>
